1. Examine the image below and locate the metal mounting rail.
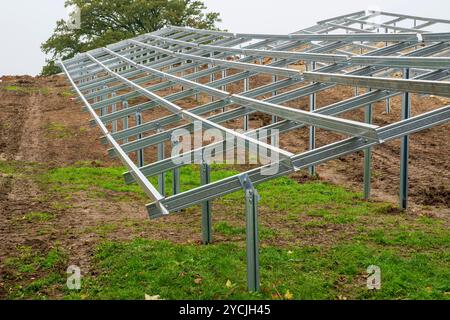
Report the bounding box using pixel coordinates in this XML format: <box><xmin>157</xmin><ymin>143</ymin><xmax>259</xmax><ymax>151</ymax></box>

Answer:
<box><xmin>303</xmin><ymin>72</ymin><xmax>450</xmax><ymax>97</ymax></box>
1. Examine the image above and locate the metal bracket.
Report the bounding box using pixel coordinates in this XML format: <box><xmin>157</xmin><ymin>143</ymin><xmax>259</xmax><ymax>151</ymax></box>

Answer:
<box><xmin>239</xmin><ymin>174</ymin><xmax>261</xmax><ymax>202</ymax></box>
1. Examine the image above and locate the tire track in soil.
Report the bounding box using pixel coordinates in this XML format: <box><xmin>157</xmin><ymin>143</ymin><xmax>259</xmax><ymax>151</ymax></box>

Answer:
<box><xmin>0</xmin><ymin>92</ymin><xmax>51</xmax><ymax>266</ymax></box>
<box><xmin>15</xmin><ymin>94</ymin><xmax>44</xmax><ymax>163</ymax></box>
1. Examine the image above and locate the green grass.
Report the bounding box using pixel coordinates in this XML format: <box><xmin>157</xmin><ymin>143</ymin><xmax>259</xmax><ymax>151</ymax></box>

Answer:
<box><xmin>4</xmin><ymin>246</ymin><xmax>66</xmax><ymax>275</ymax></box>
<box><xmin>23</xmin><ymin>212</ymin><xmax>55</xmax><ymax>222</ymax></box>
<box><xmin>1</xmin><ymin>85</ymin><xmax>51</xmax><ymax>95</ymax></box>
<box><xmin>4</xmin><ymin>246</ymin><xmax>68</xmax><ymax>300</ymax></box>
<box><xmin>66</xmin><ymin>239</ymin><xmax>449</xmax><ymax>300</ymax></box>
<box><xmin>214</xmin><ymin>222</ymin><xmax>278</xmax><ymax>240</ymax></box>
<box><xmin>37</xmin><ymin>163</ymin><xmax>239</xmax><ymax>201</ymax></box>
<box><xmin>43</xmin><ymin>122</ymin><xmax>72</xmax><ymax>139</ymax></box>
<box><xmin>38</xmin><ymin>165</ymin><xmax>147</xmax><ymax>199</ymax></box>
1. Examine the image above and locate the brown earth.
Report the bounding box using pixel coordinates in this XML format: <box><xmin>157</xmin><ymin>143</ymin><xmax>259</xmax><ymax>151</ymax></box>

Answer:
<box><xmin>0</xmin><ymin>74</ymin><xmax>448</xmax><ymax>298</ymax></box>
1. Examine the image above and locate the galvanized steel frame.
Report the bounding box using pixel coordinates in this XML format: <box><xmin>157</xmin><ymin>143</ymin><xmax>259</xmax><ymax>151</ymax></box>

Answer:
<box><xmin>60</xmin><ymin>10</ymin><xmax>450</xmax><ymax>292</ymax></box>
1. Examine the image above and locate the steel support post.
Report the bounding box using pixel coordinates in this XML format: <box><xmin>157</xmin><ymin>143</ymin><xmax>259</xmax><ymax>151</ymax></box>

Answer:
<box><xmin>201</xmin><ymin>162</ymin><xmax>212</xmax><ymax>244</ymax></box>
<box><xmin>272</xmin><ymin>58</ymin><xmax>278</xmax><ymax>124</ymax></box>
<box><xmin>157</xmin><ymin>126</ymin><xmax>166</xmax><ymax>195</ymax></box>
<box><xmin>111</xmin><ymin>92</ymin><xmax>117</xmax><ymax>133</ymax></box>
<box><xmin>101</xmin><ymin>85</ymin><xmax>108</xmax><ymax>116</ymax></box>
<box><xmin>210</xmin><ymin>52</ymin><xmax>215</xmax><ymax>102</ymax></box>
<box><xmin>309</xmin><ymin>61</ymin><xmax>317</xmax><ymax>176</ymax></box>
<box><xmin>400</xmin><ymin>68</ymin><xmax>411</xmax><ymax>210</ymax></box>
<box><xmin>122</xmin><ymin>100</ymin><xmax>129</xmax><ymax>143</ymax></box>
<box><xmin>195</xmin><ymin>66</ymin><xmax>199</xmax><ymax>102</ymax></box>
<box><xmin>386</xmin><ymin>97</ymin><xmax>391</xmax><ymax>114</ymax></box>
<box><xmin>172</xmin><ymin>140</ymin><xmax>181</xmax><ymax>195</ymax></box>
<box><xmin>244</xmin><ymin>78</ymin><xmax>250</xmax><ymax>131</ymax></box>
<box><xmin>364</xmin><ymin>92</ymin><xmax>373</xmax><ymax>200</ymax></box>
<box><xmin>239</xmin><ymin>174</ymin><xmax>261</xmax><ymax>293</ymax></box>
<box><xmin>222</xmin><ymin>69</ymin><xmax>227</xmax><ymax>112</ymax></box>
<box><xmin>135</xmin><ymin>108</ymin><xmax>144</xmax><ymax>167</ymax></box>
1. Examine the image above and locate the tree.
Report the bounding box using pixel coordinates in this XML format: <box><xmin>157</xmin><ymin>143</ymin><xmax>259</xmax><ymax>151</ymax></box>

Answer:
<box><xmin>41</xmin><ymin>0</ymin><xmax>221</xmax><ymax>75</ymax></box>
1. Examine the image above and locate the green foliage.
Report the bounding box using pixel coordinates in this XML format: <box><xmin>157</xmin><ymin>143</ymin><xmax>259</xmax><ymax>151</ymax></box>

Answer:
<box><xmin>41</xmin><ymin>60</ymin><xmax>62</xmax><ymax>76</ymax></box>
<box><xmin>41</xmin><ymin>0</ymin><xmax>221</xmax><ymax>75</ymax></box>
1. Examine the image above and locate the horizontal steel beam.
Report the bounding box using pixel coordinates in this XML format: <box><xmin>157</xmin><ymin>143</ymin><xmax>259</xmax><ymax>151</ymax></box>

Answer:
<box><xmin>317</xmin><ymin>10</ymin><xmax>367</xmax><ymax>24</ymax></box>
<box><xmin>351</xmin><ymin>56</ymin><xmax>450</xmax><ymax>69</ymax></box>
<box><xmin>344</xmin><ymin>17</ymin><xmax>426</xmax><ymax>33</ymax></box>
<box><xmin>169</xmin><ymin>25</ymin><xmax>450</xmax><ymax>43</ymax></box>
<box><xmin>303</xmin><ymin>72</ymin><xmax>450</xmax><ymax>97</ymax></box>
<box><xmin>146</xmin><ymin>34</ymin><xmax>350</xmax><ymax>63</ymax></box>
<box><xmin>378</xmin><ymin>11</ymin><xmax>450</xmax><ymax>25</ymax></box>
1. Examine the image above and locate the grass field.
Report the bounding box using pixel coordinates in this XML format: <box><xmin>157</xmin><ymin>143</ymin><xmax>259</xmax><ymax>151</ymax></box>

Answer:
<box><xmin>2</xmin><ymin>161</ymin><xmax>449</xmax><ymax>300</ymax></box>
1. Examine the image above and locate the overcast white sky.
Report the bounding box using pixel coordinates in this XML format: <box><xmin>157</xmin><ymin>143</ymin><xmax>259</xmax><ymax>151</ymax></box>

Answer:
<box><xmin>0</xmin><ymin>0</ymin><xmax>449</xmax><ymax>76</ymax></box>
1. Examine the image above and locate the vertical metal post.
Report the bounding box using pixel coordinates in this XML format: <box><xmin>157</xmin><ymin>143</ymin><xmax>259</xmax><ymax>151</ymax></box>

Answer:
<box><xmin>272</xmin><ymin>59</ymin><xmax>278</xmax><ymax>124</ymax></box>
<box><xmin>239</xmin><ymin>175</ymin><xmax>260</xmax><ymax>293</ymax></box>
<box><xmin>111</xmin><ymin>92</ymin><xmax>117</xmax><ymax>133</ymax></box>
<box><xmin>135</xmin><ymin>108</ymin><xmax>144</xmax><ymax>167</ymax></box>
<box><xmin>385</xmin><ymin>27</ymin><xmax>388</xmax><ymax>47</ymax></box>
<box><xmin>244</xmin><ymin>78</ymin><xmax>250</xmax><ymax>131</ymax></box>
<box><xmin>309</xmin><ymin>61</ymin><xmax>317</xmax><ymax>176</ymax></box>
<box><xmin>181</xmin><ymin>70</ymin><xmax>184</xmax><ymax>92</ymax></box>
<box><xmin>210</xmin><ymin>52</ymin><xmax>215</xmax><ymax>102</ymax></box>
<box><xmin>222</xmin><ymin>69</ymin><xmax>227</xmax><ymax>112</ymax></box>
<box><xmin>157</xmin><ymin>126</ymin><xmax>166</xmax><ymax>195</ymax></box>
<box><xmin>79</xmin><ymin>68</ymin><xmax>84</xmax><ymax>86</ymax></box>
<box><xmin>172</xmin><ymin>140</ymin><xmax>181</xmax><ymax>195</ymax></box>
<box><xmin>400</xmin><ymin>68</ymin><xmax>411</xmax><ymax>210</ymax></box>
<box><xmin>201</xmin><ymin>162</ymin><xmax>212</xmax><ymax>244</ymax></box>
<box><xmin>386</xmin><ymin>97</ymin><xmax>391</xmax><ymax>114</ymax></box>
<box><xmin>194</xmin><ymin>65</ymin><xmax>199</xmax><ymax>102</ymax></box>
<box><xmin>364</xmin><ymin>94</ymin><xmax>373</xmax><ymax>200</ymax></box>
<box><xmin>101</xmin><ymin>85</ymin><xmax>108</xmax><ymax>117</ymax></box>
<box><xmin>122</xmin><ymin>100</ymin><xmax>129</xmax><ymax>143</ymax></box>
